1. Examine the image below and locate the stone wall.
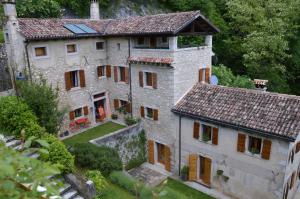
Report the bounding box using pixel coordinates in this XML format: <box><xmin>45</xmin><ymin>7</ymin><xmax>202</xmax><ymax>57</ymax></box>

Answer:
<box><xmin>90</xmin><ymin>123</ymin><xmax>145</xmax><ymax>164</ymax></box>
<box><xmin>0</xmin><ymin>44</ymin><xmax>12</xmax><ymax>92</ymax></box>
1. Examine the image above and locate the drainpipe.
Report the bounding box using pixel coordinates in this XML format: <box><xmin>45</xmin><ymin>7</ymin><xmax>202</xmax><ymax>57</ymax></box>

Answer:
<box><xmin>24</xmin><ymin>41</ymin><xmax>32</xmax><ymax>83</ymax></box>
<box><xmin>128</xmin><ymin>38</ymin><xmax>133</xmax><ymax>118</ymax></box>
<box><xmin>178</xmin><ymin>115</ymin><xmax>182</xmax><ymax>176</ymax></box>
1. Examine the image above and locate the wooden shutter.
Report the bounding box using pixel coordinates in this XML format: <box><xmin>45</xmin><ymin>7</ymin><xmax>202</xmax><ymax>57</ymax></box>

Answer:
<box><xmin>97</xmin><ymin>66</ymin><xmax>102</xmax><ymax>77</ymax></box>
<box><xmin>83</xmin><ymin>106</ymin><xmax>89</xmax><ymax>115</ymax></box>
<box><xmin>193</xmin><ymin>122</ymin><xmax>200</xmax><ymax>139</ymax></box>
<box><xmin>114</xmin><ymin>99</ymin><xmax>119</xmax><ymax>110</ymax></box>
<box><xmin>140</xmin><ymin>106</ymin><xmax>145</xmax><ymax>118</ymax></box>
<box><xmin>261</xmin><ymin>139</ymin><xmax>272</xmax><ymax>160</ymax></box>
<box><xmin>64</xmin><ymin>72</ymin><xmax>71</xmax><ymax>91</ymax></box>
<box><xmin>114</xmin><ymin>66</ymin><xmax>118</xmax><ymax>82</ymax></box>
<box><xmin>203</xmin><ymin>158</ymin><xmax>212</xmax><ymax>185</ymax></box>
<box><xmin>79</xmin><ymin>70</ymin><xmax>86</xmax><ymax>87</ymax></box>
<box><xmin>296</xmin><ymin>142</ymin><xmax>300</xmax><ymax>153</ymax></box>
<box><xmin>125</xmin><ymin>67</ymin><xmax>129</xmax><ymax>84</ymax></box>
<box><xmin>148</xmin><ymin>140</ymin><xmax>155</xmax><ymax>164</ymax></box>
<box><xmin>106</xmin><ymin>65</ymin><xmax>111</xmax><ymax>78</ymax></box>
<box><xmin>199</xmin><ymin>69</ymin><xmax>204</xmax><ymax>82</ymax></box>
<box><xmin>153</xmin><ymin>109</ymin><xmax>159</xmax><ymax>121</ymax></box>
<box><xmin>188</xmin><ymin>154</ymin><xmax>198</xmax><ymax>181</ymax></box>
<box><xmin>164</xmin><ymin>145</ymin><xmax>171</xmax><ymax>172</ymax></box>
<box><xmin>69</xmin><ymin>111</ymin><xmax>75</xmax><ymax>120</ymax></box>
<box><xmin>139</xmin><ymin>71</ymin><xmax>144</xmax><ymax>87</ymax></box>
<box><xmin>237</xmin><ymin>133</ymin><xmax>246</xmax><ymax>153</ymax></box>
<box><xmin>205</xmin><ymin>68</ymin><xmax>210</xmax><ymax>83</ymax></box>
<box><xmin>126</xmin><ymin>103</ymin><xmax>131</xmax><ymax>113</ymax></box>
<box><xmin>212</xmin><ymin>127</ymin><xmax>219</xmax><ymax>145</ymax></box>
<box><xmin>152</xmin><ymin>73</ymin><xmax>157</xmax><ymax>89</ymax></box>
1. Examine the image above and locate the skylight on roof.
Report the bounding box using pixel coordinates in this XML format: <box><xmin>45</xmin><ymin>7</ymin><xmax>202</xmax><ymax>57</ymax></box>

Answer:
<box><xmin>64</xmin><ymin>24</ymin><xmax>97</xmax><ymax>34</ymax></box>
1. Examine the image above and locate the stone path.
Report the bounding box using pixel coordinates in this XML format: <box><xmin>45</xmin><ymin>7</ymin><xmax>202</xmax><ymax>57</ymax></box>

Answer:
<box><xmin>128</xmin><ymin>163</ymin><xmax>168</xmax><ymax>187</ymax></box>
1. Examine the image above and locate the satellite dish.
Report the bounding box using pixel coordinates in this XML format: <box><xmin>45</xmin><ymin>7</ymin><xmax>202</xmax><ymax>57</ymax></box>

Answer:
<box><xmin>211</xmin><ymin>75</ymin><xmax>218</xmax><ymax>85</ymax></box>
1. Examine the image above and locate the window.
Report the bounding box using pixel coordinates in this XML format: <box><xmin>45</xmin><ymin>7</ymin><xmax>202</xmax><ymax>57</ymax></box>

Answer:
<box><xmin>137</xmin><ymin>37</ymin><xmax>145</xmax><ymax>45</ymax></box>
<box><xmin>248</xmin><ymin>136</ymin><xmax>262</xmax><ymax>154</ymax></box>
<box><xmin>120</xmin><ymin>100</ymin><xmax>128</xmax><ymax>108</ymax></box>
<box><xmin>119</xmin><ymin>66</ymin><xmax>126</xmax><ymax>82</ymax></box>
<box><xmin>96</xmin><ymin>42</ymin><xmax>104</xmax><ymax>50</ymax></box>
<box><xmin>34</xmin><ymin>46</ymin><xmax>48</xmax><ymax>57</ymax></box>
<box><xmin>199</xmin><ymin>67</ymin><xmax>210</xmax><ymax>83</ymax></box>
<box><xmin>117</xmin><ymin>43</ymin><xmax>121</xmax><ymax>50</ymax></box>
<box><xmin>66</xmin><ymin>44</ymin><xmax>77</xmax><ymax>54</ymax></box>
<box><xmin>145</xmin><ymin>72</ymin><xmax>153</xmax><ymax>87</ymax></box>
<box><xmin>5</xmin><ymin>33</ymin><xmax>9</xmax><ymax>42</ymax></box>
<box><xmin>146</xmin><ymin>107</ymin><xmax>154</xmax><ymax>119</ymax></box>
<box><xmin>70</xmin><ymin>71</ymin><xmax>79</xmax><ymax>88</ymax></box>
<box><xmin>98</xmin><ymin>66</ymin><xmax>106</xmax><ymax>77</ymax></box>
<box><xmin>74</xmin><ymin>108</ymin><xmax>83</xmax><ymax>118</ymax></box>
<box><xmin>202</xmin><ymin>124</ymin><xmax>212</xmax><ymax>142</ymax></box>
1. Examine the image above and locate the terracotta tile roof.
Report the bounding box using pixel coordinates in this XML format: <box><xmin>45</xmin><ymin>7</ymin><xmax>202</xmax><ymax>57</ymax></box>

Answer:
<box><xmin>128</xmin><ymin>56</ymin><xmax>173</xmax><ymax>65</ymax></box>
<box><xmin>17</xmin><ymin>11</ymin><xmax>219</xmax><ymax>40</ymax></box>
<box><xmin>172</xmin><ymin>83</ymin><xmax>300</xmax><ymax>141</ymax></box>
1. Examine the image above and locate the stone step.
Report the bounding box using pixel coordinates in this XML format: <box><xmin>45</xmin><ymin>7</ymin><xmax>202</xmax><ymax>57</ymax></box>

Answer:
<box><xmin>61</xmin><ymin>189</ymin><xmax>78</xmax><ymax>199</ymax></box>
<box><xmin>59</xmin><ymin>183</ymin><xmax>72</xmax><ymax>195</ymax></box>
<box><xmin>13</xmin><ymin>144</ymin><xmax>23</xmax><ymax>151</ymax></box>
<box><xmin>6</xmin><ymin>139</ymin><xmax>21</xmax><ymax>148</ymax></box>
<box><xmin>73</xmin><ymin>195</ymin><xmax>84</xmax><ymax>199</ymax></box>
<box><xmin>4</xmin><ymin>135</ymin><xmax>15</xmax><ymax>143</ymax></box>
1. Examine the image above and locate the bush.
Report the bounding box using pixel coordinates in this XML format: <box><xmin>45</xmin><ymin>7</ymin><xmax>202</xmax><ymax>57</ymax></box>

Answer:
<box><xmin>111</xmin><ymin>114</ymin><xmax>118</xmax><ymax>120</ymax></box>
<box><xmin>181</xmin><ymin>166</ymin><xmax>189</xmax><ymax>176</ymax></box>
<box><xmin>109</xmin><ymin>171</ymin><xmax>137</xmax><ymax>194</ymax></box>
<box><xmin>124</xmin><ymin>116</ymin><xmax>140</xmax><ymax>126</ymax></box>
<box><xmin>125</xmin><ymin>157</ymin><xmax>145</xmax><ymax>170</ymax></box>
<box><xmin>40</xmin><ymin>134</ymin><xmax>75</xmax><ymax>173</ymax></box>
<box><xmin>73</xmin><ymin>143</ymin><xmax>122</xmax><ymax>177</ymax></box>
<box><xmin>85</xmin><ymin>170</ymin><xmax>107</xmax><ymax>194</ymax></box>
<box><xmin>0</xmin><ymin>96</ymin><xmax>45</xmax><ymax>138</ymax></box>
<box><xmin>140</xmin><ymin>186</ymin><xmax>153</xmax><ymax>199</ymax></box>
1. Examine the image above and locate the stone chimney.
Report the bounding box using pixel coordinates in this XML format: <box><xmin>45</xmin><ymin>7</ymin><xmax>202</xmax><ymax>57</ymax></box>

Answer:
<box><xmin>90</xmin><ymin>0</ymin><xmax>100</xmax><ymax>20</ymax></box>
<box><xmin>254</xmin><ymin>79</ymin><xmax>268</xmax><ymax>91</ymax></box>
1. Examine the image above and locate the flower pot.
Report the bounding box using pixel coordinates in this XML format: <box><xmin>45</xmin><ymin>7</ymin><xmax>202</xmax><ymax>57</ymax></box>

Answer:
<box><xmin>181</xmin><ymin>174</ymin><xmax>188</xmax><ymax>181</ymax></box>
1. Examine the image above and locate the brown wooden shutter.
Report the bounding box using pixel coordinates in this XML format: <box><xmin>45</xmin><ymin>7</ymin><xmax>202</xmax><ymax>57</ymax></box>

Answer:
<box><xmin>189</xmin><ymin>154</ymin><xmax>198</xmax><ymax>181</ymax></box>
<box><xmin>140</xmin><ymin>106</ymin><xmax>145</xmax><ymax>118</ymax></box>
<box><xmin>125</xmin><ymin>67</ymin><xmax>129</xmax><ymax>84</ymax></box>
<box><xmin>106</xmin><ymin>65</ymin><xmax>111</xmax><ymax>78</ymax></box>
<box><xmin>296</xmin><ymin>142</ymin><xmax>300</xmax><ymax>153</ymax></box>
<box><xmin>203</xmin><ymin>158</ymin><xmax>212</xmax><ymax>185</ymax></box>
<box><xmin>237</xmin><ymin>133</ymin><xmax>246</xmax><ymax>153</ymax></box>
<box><xmin>139</xmin><ymin>71</ymin><xmax>144</xmax><ymax>87</ymax></box>
<box><xmin>126</xmin><ymin>103</ymin><xmax>131</xmax><ymax>113</ymax></box>
<box><xmin>261</xmin><ymin>139</ymin><xmax>272</xmax><ymax>160</ymax></box>
<box><xmin>199</xmin><ymin>69</ymin><xmax>204</xmax><ymax>82</ymax></box>
<box><xmin>97</xmin><ymin>66</ymin><xmax>101</xmax><ymax>77</ymax></box>
<box><xmin>148</xmin><ymin>140</ymin><xmax>155</xmax><ymax>164</ymax></box>
<box><xmin>69</xmin><ymin>111</ymin><xmax>75</xmax><ymax>120</ymax></box>
<box><xmin>152</xmin><ymin>73</ymin><xmax>157</xmax><ymax>89</ymax></box>
<box><xmin>83</xmin><ymin>106</ymin><xmax>89</xmax><ymax>115</ymax></box>
<box><xmin>114</xmin><ymin>66</ymin><xmax>118</xmax><ymax>82</ymax></box>
<box><xmin>65</xmin><ymin>72</ymin><xmax>71</xmax><ymax>91</ymax></box>
<box><xmin>114</xmin><ymin>99</ymin><xmax>119</xmax><ymax>110</ymax></box>
<box><xmin>79</xmin><ymin>70</ymin><xmax>86</xmax><ymax>87</ymax></box>
<box><xmin>153</xmin><ymin>109</ymin><xmax>159</xmax><ymax>121</ymax></box>
<box><xmin>193</xmin><ymin>122</ymin><xmax>200</xmax><ymax>139</ymax></box>
<box><xmin>212</xmin><ymin>127</ymin><xmax>219</xmax><ymax>145</ymax></box>
<box><xmin>164</xmin><ymin>145</ymin><xmax>171</xmax><ymax>172</ymax></box>
<box><xmin>205</xmin><ymin>68</ymin><xmax>210</xmax><ymax>83</ymax></box>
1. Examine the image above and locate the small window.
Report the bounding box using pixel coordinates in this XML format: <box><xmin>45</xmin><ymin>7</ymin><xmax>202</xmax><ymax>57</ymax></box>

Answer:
<box><xmin>120</xmin><ymin>100</ymin><xmax>128</xmax><ymax>108</ymax></box>
<box><xmin>119</xmin><ymin>66</ymin><xmax>126</xmax><ymax>82</ymax></box>
<box><xmin>146</xmin><ymin>107</ymin><xmax>154</xmax><ymax>119</ymax></box>
<box><xmin>66</xmin><ymin>44</ymin><xmax>77</xmax><ymax>54</ymax></box>
<box><xmin>70</xmin><ymin>71</ymin><xmax>79</xmax><ymax>88</ymax></box>
<box><xmin>117</xmin><ymin>43</ymin><xmax>121</xmax><ymax>50</ymax></box>
<box><xmin>74</xmin><ymin>108</ymin><xmax>83</xmax><ymax>118</ymax></box>
<box><xmin>98</xmin><ymin>66</ymin><xmax>106</xmax><ymax>77</ymax></box>
<box><xmin>34</xmin><ymin>47</ymin><xmax>47</xmax><ymax>57</ymax></box>
<box><xmin>248</xmin><ymin>136</ymin><xmax>262</xmax><ymax>154</ymax></box>
<box><xmin>145</xmin><ymin>72</ymin><xmax>153</xmax><ymax>87</ymax></box>
<box><xmin>5</xmin><ymin>33</ymin><xmax>9</xmax><ymax>42</ymax></box>
<box><xmin>96</xmin><ymin>42</ymin><xmax>104</xmax><ymax>50</ymax></box>
<box><xmin>202</xmin><ymin>124</ymin><xmax>212</xmax><ymax>142</ymax></box>
<box><xmin>137</xmin><ymin>37</ymin><xmax>145</xmax><ymax>45</ymax></box>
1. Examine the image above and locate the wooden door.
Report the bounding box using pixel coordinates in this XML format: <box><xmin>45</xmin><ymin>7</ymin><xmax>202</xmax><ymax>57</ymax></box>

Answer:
<box><xmin>148</xmin><ymin>140</ymin><xmax>154</xmax><ymax>164</ymax></box>
<box><xmin>199</xmin><ymin>156</ymin><xmax>212</xmax><ymax>185</ymax></box>
<box><xmin>157</xmin><ymin>143</ymin><xmax>165</xmax><ymax>164</ymax></box>
<box><xmin>189</xmin><ymin>154</ymin><xmax>198</xmax><ymax>181</ymax></box>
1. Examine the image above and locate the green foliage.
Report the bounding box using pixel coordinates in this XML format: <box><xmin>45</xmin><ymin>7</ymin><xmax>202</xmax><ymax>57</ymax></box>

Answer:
<box><xmin>18</xmin><ymin>79</ymin><xmax>66</xmax><ymax>134</ymax></box>
<box><xmin>85</xmin><ymin>170</ymin><xmax>108</xmax><ymax>194</ymax></box>
<box><xmin>16</xmin><ymin>0</ymin><xmax>61</xmax><ymax>18</ymax></box>
<box><xmin>72</xmin><ymin>143</ymin><xmax>122</xmax><ymax>177</ymax></box>
<box><xmin>178</xmin><ymin>36</ymin><xmax>205</xmax><ymax>48</ymax></box>
<box><xmin>40</xmin><ymin>134</ymin><xmax>75</xmax><ymax>173</ymax></box>
<box><xmin>124</xmin><ymin>116</ymin><xmax>141</xmax><ymax>126</ymax></box>
<box><xmin>212</xmin><ymin>65</ymin><xmax>255</xmax><ymax>89</ymax></box>
<box><xmin>109</xmin><ymin>171</ymin><xmax>137</xmax><ymax>194</ymax></box>
<box><xmin>111</xmin><ymin>114</ymin><xmax>118</xmax><ymax>120</ymax></box>
<box><xmin>0</xmin><ymin>142</ymin><xmax>61</xmax><ymax>198</ymax></box>
<box><xmin>0</xmin><ymin>31</ymin><xmax>4</xmax><ymax>43</ymax></box>
<box><xmin>181</xmin><ymin>166</ymin><xmax>189</xmax><ymax>176</ymax></box>
<box><xmin>0</xmin><ymin>96</ymin><xmax>45</xmax><ymax>138</ymax></box>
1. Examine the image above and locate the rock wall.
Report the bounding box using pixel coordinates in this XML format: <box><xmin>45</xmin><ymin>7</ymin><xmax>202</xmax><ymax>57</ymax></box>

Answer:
<box><xmin>0</xmin><ymin>44</ymin><xmax>12</xmax><ymax>92</ymax></box>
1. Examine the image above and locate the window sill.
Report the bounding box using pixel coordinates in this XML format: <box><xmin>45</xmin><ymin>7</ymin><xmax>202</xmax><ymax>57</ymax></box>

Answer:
<box><xmin>117</xmin><ymin>81</ymin><xmax>128</xmax><ymax>85</ymax></box>
<box><xmin>66</xmin><ymin>52</ymin><xmax>78</xmax><ymax>56</ymax></box>
<box><xmin>69</xmin><ymin>87</ymin><xmax>82</xmax><ymax>92</ymax></box>
<box><xmin>195</xmin><ymin>139</ymin><xmax>213</xmax><ymax>146</ymax></box>
<box><xmin>143</xmin><ymin>86</ymin><xmax>155</xmax><ymax>90</ymax></box>
<box><xmin>33</xmin><ymin>56</ymin><xmax>49</xmax><ymax>60</ymax></box>
<box><xmin>244</xmin><ymin>151</ymin><xmax>262</xmax><ymax>159</ymax></box>
<box><xmin>98</xmin><ymin>76</ymin><xmax>107</xmax><ymax>80</ymax></box>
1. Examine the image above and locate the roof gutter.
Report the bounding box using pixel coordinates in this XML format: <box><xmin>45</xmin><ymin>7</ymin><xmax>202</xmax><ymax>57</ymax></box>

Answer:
<box><xmin>171</xmin><ymin>109</ymin><xmax>295</xmax><ymax>142</ymax></box>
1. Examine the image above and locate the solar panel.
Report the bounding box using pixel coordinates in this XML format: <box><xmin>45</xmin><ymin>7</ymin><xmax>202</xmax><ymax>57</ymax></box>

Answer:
<box><xmin>75</xmin><ymin>24</ymin><xmax>98</xmax><ymax>34</ymax></box>
<box><xmin>64</xmin><ymin>24</ymin><xmax>86</xmax><ymax>34</ymax></box>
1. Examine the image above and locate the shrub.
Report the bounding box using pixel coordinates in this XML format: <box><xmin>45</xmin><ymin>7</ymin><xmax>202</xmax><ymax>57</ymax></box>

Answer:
<box><xmin>140</xmin><ymin>186</ymin><xmax>153</xmax><ymax>199</ymax></box>
<box><xmin>109</xmin><ymin>171</ymin><xmax>137</xmax><ymax>194</ymax></box>
<box><xmin>73</xmin><ymin>143</ymin><xmax>122</xmax><ymax>177</ymax></box>
<box><xmin>124</xmin><ymin>116</ymin><xmax>140</xmax><ymax>126</ymax></box>
<box><xmin>0</xmin><ymin>96</ymin><xmax>45</xmax><ymax>138</ymax></box>
<box><xmin>181</xmin><ymin>166</ymin><xmax>189</xmax><ymax>176</ymax></box>
<box><xmin>85</xmin><ymin>170</ymin><xmax>107</xmax><ymax>194</ymax></box>
<box><xmin>111</xmin><ymin>114</ymin><xmax>118</xmax><ymax>120</ymax></box>
<box><xmin>40</xmin><ymin>134</ymin><xmax>75</xmax><ymax>173</ymax></box>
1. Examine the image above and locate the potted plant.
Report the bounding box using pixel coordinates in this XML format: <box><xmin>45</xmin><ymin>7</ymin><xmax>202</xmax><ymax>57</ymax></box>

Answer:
<box><xmin>111</xmin><ymin>114</ymin><xmax>118</xmax><ymax>120</ymax></box>
<box><xmin>181</xmin><ymin>166</ymin><xmax>189</xmax><ymax>181</ymax></box>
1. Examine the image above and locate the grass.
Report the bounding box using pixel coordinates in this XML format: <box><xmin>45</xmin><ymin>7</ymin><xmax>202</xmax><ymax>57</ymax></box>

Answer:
<box><xmin>102</xmin><ymin>182</ymin><xmax>134</xmax><ymax>199</ymax></box>
<box><xmin>63</xmin><ymin>121</ymin><xmax>125</xmax><ymax>146</ymax></box>
<box><xmin>156</xmin><ymin>178</ymin><xmax>215</xmax><ymax>199</ymax></box>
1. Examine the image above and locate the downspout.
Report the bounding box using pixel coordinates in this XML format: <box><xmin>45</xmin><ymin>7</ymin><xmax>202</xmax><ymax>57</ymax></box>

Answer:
<box><xmin>178</xmin><ymin>114</ymin><xmax>182</xmax><ymax>176</ymax></box>
<box><xmin>128</xmin><ymin>37</ymin><xmax>133</xmax><ymax>118</ymax></box>
<box><xmin>25</xmin><ymin>41</ymin><xmax>32</xmax><ymax>83</ymax></box>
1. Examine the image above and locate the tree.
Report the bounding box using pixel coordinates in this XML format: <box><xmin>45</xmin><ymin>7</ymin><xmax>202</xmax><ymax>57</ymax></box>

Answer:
<box><xmin>212</xmin><ymin>65</ymin><xmax>254</xmax><ymax>89</ymax></box>
<box><xmin>16</xmin><ymin>0</ymin><xmax>61</xmax><ymax>18</ymax></box>
<box><xmin>0</xmin><ymin>141</ymin><xmax>61</xmax><ymax>199</ymax></box>
<box><xmin>18</xmin><ymin>78</ymin><xmax>66</xmax><ymax>134</ymax></box>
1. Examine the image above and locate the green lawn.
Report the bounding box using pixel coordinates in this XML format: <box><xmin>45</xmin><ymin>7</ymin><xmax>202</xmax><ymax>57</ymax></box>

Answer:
<box><xmin>157</xmin><ymin>178</ymin><xmax>214</xmax><ymax>199</ymax></box>
<box><xmin>63</xmin><ymin>121</ymin><xmax>125</xmax><ymax>146</ymax></box>
<box><xmin>102</xmin><ymin>182</ymin><xmax>134</xmax><ymax>199</ymax></box>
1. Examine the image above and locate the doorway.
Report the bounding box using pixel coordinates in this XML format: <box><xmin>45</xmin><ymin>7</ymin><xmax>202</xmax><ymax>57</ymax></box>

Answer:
<box><xmin>199</xmin><ymin>155</ymin><xmax>212</xmax><ymax>185</ymax></box>
<box><xmin>93</xmin><ymin>92</ymin><xmax>107</xmax><ymax>123</ymax></box>
<box><xmin>157</xmin><ymin>143</ymin><xmax>166</xmax><ymax>165</ymax></box>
